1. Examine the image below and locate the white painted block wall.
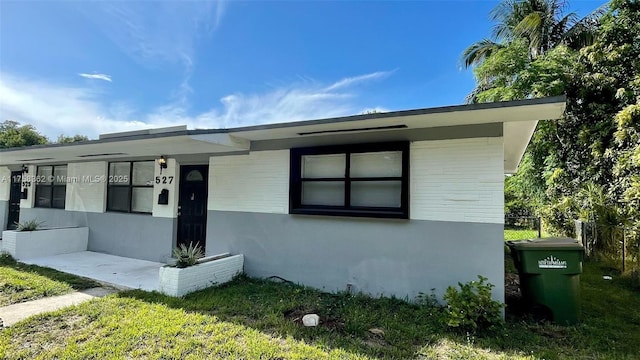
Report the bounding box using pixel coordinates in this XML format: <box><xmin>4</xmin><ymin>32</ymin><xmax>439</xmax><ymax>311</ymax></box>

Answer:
<box><xmin>206</xmin><ymin>138</ymin><xmax>504</xmax><ymax>224</ymax></box>
<box><xmin>1</xmin><ymin>227</ymin><xmax>89</xmax><ymax>260</ymax></box>
<box><xmin>158</xmin><ymin>254</ymin><xmax>244</xmax><ymax>297</ymax></box>
<box><xmin>410</xmin><ymin>137</ymin><xmax>504</xmax><ymax>224</ymax></box>
<box><xmin>208</xmin><ymin>151</ymin><xmax>289</xmax><ymax>214</ymax></box>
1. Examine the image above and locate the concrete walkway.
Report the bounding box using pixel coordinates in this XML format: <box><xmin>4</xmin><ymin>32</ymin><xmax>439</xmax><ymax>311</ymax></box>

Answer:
<box><xmin>0</xmin><ymin>287</ymin><xmax>118</xmax><ymax>327</ymax></box>
<box><xmin>21</xmin><ymin>251</ymin><xmax>163</xmax><ymax>291</ymax></box>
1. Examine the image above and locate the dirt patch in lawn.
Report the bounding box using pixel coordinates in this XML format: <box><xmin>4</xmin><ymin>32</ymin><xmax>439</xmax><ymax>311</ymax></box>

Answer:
<box><xmin>12</xmin><ymin>314</ymin><xmax>89</xmax><ymax>356</ymax></box>
<box><xmin>505</xmin><ymin>273</ymin><xmax>521</xmax><ymax>300</ymax></box>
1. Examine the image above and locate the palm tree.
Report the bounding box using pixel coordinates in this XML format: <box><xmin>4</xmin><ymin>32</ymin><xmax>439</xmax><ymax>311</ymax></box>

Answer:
<box><xmin>461</xmin><ymin>0</ymin><xmax>605</xmax><ymax>68</ymax></box>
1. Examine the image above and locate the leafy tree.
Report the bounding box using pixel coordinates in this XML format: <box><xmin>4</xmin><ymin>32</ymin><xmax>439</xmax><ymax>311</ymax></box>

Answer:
<box><xmin>464</xmin><ymin>0</ymin><xmax>640</xmax><ymax>247</ymax></box>
<box><xmin>511</xmin><ymin>0</ymin><xmax>604</xmax><ymax>58</ymax></box>
<box><xmin>462</xmin><ymin>0</ymin><xmax>604</xmax><ymax>102</ymax></box>
<box><xmin>56</xmin><ymin>134</ymin><xmax>90</xmax><ymax>144</ymax></box>
<box><xmin>472</xmin><ymin>40</ymin><xmax>578</xmax><ymax>103</ymax></box>
<box><xmin>593</xmin><ymin>0</ymin><xmax>640</xmax><ymax>247</ymax></box>
<box><xmin>1</xmin><ymin>121</ymin><xmax>91</xmax><ymax>149</ymax></box>
<box><xmin>0</xmin><ymin>120</ymin><xmax>48</xmax><ymax>148</ymax></box>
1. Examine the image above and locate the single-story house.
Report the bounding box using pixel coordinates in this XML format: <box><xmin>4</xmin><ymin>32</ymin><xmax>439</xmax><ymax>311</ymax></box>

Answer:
<box><xmin>0</xmin><ymin>96</ymin><xmax>565</xmax><ymax>301</ymax></box>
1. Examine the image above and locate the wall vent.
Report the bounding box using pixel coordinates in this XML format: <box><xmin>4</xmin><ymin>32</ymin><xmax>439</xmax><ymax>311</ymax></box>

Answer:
<box><xmin>17</xmin><ymin>157</ymin><xmax>54</xmax><ymax>161</ymax></box>
<box><xmin>77</xmin><ymin>152</ymin><xmax>127</xmax><ymax>158</ymax></box>
<box><xmin>298</xmin><ymin>124</ymin><xmax>407</xmax><ymax>136</ymax></box>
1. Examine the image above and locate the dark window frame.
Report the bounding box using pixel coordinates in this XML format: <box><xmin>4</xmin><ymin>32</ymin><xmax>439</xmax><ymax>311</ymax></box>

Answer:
<box><xmin>35</xmin><ymin>165</ymin><xmax>67</xmax><ymax>209</ymax></box>
<box><xmin>107</xmin><ymin>161</ymin><xmax>154</xmax><ymax>214</ymax></box>
<box><xmin>290</xmin><ymin>142</ymin><xmax>409</xmax><ymax>219</ymax></box>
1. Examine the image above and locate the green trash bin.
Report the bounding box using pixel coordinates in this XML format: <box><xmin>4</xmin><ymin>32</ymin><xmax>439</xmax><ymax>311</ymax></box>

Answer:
<box><xmin>507</xmin><ymin>238</ymin><xmax>584</xmax><ymax>325</ymax></box>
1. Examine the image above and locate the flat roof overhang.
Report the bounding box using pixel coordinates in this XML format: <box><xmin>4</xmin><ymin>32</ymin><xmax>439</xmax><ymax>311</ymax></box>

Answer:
<box><xmin>0</xmin><ymin>133</ymin><xmax>250</xmax><ymax>166</ymax></box>
<box><xmin>0</xmin><ymin>96</ymin><xmax>566</xmax><ymax>173</ymax></box>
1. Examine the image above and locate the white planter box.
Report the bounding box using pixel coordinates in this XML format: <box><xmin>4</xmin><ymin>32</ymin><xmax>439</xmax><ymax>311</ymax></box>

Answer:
<box><xmin>1</xmin><ymin>227</ymin><xmax>89</xmax><ymax>260</ymax></box>
<box><xmin>159</xmin><ymin>254</ymin><xmax>244</xmax><ymax>297</ymax></box>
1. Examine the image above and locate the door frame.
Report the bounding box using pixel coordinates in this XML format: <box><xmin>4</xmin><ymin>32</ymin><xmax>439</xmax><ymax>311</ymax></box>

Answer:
<box><xmin>6</xmin><ymin>171</ymin><xmax>22</xmax><ymax>230</ymax></box>
<box><xmin>176</xmin><ymin>164</ymin><xmax>209</xmax><ymax>252</ymax></box>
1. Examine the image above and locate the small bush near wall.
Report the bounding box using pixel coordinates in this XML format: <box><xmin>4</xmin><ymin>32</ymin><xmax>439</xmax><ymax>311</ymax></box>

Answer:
<box><xmin>172</xmin><ymin>242</ymin><xmax>204</xmax><ymax>268</ymax></box>
<box><xmin>16</xmin><ymin>219</ymin><xmax>44</xmax><ymax>231</ymax></box>
<box><xmin>442</xmin><ymin>275</ymin><xmax>504</xmax><ymax>334</ymax></box>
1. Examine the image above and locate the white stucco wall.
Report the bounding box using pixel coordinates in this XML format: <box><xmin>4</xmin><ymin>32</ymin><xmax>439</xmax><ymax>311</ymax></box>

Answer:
<box><xmin>65</xmin><ymin>162</ymin><xmax>107</xmax><ymax>213</ymax></box>
<box><xmin>208</xmin><ymin>150</ymin><xmax>290</xmax><ymax>214</ymax></box>
<box><xmin>410</xmin><ymin>137</ymin><xmax>504</xmax><ymax>224</ymax></box>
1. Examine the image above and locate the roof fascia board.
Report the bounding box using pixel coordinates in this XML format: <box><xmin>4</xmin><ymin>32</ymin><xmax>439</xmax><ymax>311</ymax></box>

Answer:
<box><xmin>224</xmin><ymin>95</ymin><xmax>566</xmax><ymax>134</ymax></box>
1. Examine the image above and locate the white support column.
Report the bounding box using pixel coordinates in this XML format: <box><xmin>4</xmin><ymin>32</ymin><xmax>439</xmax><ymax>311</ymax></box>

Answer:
<box><xmin>152</xmin><ymin>158</ymin><xmax>180</xmax><ymax>218</ymax></box>
<box><xmin>0</xmin><ymin>167</ymin><xmax>11</xmax><ymax>202</ymax></box>
<box><xmin>20</xmin><ymin>165</ymin><xmax>36</xmax><ymax>208</ymax></box>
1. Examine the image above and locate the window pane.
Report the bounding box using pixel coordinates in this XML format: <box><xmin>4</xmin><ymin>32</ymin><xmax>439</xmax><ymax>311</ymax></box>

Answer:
<box><xmin>185</xmin><ymin>170</ymin><xmax>203</xmax><ymax>182</ymax></box>
<box><xmin>132</xmin><ymin>162</ymin><xmax>154</xmax><ymax>186</ymax></box>
<box><xmin>35</xmin><ymin>186</ymin><xmax>52</xmax><ymax>208</ymax></box>
<box><xmin>350</xmin><ymin>151</ymin><xmax>402</xmax><ymax>178</ymax></box>
<box><xmin>109</xmin><ymin>163</ymin><xmax>130</xmax><ymax>184</ymax></box>
<box><xmin>37</xmin><ymin>166</ymin><xmax>53</xmax><ymax>184</ymax></box>
<box><xmin>302</xmin><ymin>154</ymin><xmax>346</xmax><ymax>178</ymax></box>
<box><xmin>302</xmin><ymin>181</ymin><xmax>345</xmax><ymax>206</ymax></box>
<box><xmin>132</xmin><ymin>187</ymin><xmax>153</xmax><ymax>213</ymax></box>
<box><xmin>52</xmin><ymin>186</ymin><xmax>66</xmax><ymax>209</ymax></box>
<box><xmin>53</xmin><ymin>166</ymin><xmax>67</xmax><ymax>184</ymax></box>
<box><xmin>351</xmin><ymin>181</ymin><xmax>402</xmax><ymax>208</ymax></box>
<box><xmin>107</xmin><ymin>186</ymin><xmax>130</xmax><ymax>212</ymax></box>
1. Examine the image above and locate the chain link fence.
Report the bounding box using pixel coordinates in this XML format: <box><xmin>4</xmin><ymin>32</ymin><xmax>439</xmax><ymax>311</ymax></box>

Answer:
<box><xmin>504</xmin><ymin>216</ymin><xmax>542</xmax><ymax>241</ymax></box>
<box><xmin>575</xmin><ymin>220</ymin><xmax>639</xmax><ymax>272</ymax></box>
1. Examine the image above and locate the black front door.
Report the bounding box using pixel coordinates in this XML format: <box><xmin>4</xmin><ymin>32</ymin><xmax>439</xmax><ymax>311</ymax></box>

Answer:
<box><xmin>177</xmin><ymin>165</ymin><xmax>208</xmax><ymax>252</ymax></box>
<box><xmin>7</xmin><ymin>171</ymin><xmax>21</xmax><ymax>230</ymax></box>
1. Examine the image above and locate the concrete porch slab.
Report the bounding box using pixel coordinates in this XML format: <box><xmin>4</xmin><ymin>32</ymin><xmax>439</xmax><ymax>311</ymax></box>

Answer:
<box><xmin>21</xmin><ymin>251</ymin><xmax>163</xmax><ymax>292</ymax></box>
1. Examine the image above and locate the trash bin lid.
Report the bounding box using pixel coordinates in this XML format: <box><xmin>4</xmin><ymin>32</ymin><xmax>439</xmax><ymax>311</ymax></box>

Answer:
<box><xmin>509</xmin><ymin>237</ymin><xmax>584</xmax><ymax>250</ymax></box>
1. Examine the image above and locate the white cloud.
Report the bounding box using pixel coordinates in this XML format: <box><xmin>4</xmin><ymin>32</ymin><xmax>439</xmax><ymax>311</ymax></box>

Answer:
<box><xmin>78</xmin><ymin>2</ymin><xmax>216</xmax><ymax>68</ymax></box>
<box><xmin>215</xmin><ymin>0</ymin><xmax>227</xmax><ymax>29</ymax></box>
<box><xmin>0</xmin><ymin>71</ymin><xmax>392</xmax><ymax>139</ymax></box>
<box><xmin>324</xmin><ymin>70</ymin><xmax>394</xmax><ymax>91</ymax></box>
<box><xmin>78</xmin><ymin>73</ymin><xmax>112</xmax><ymax>82</ymax></box>
<box><xmin>75</xmin><ymin>1</ymin><xmax>218</xmax><ymax>111</ymax></box>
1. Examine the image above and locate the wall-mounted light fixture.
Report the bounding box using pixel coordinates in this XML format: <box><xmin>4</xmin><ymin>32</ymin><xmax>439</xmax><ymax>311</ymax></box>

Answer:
<box><xmin>21</xmin><ymin>164</ymin><xmax>29</xmax><ymax>174</ymax></box>
<box><xmin>158</xmin><ymin>156</ymin><xmax>167</xmax><ymax>174</ymax></box>
<box><xmin>158</xmin><ymin>189</ymin><xmax>169</xmax><ymax>205</ymax></box>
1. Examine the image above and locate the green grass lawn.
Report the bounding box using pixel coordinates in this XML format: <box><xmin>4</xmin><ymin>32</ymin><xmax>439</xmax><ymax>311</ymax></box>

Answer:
<box><xmin>1</xmin><ymin>260</ymin><xmax>639</xmax><ymax>359</ymax></box>
<box><xmin>504</xmin><ymin>229</ymin><xmax>541</xmax><ymax>241</ymax></box>
<box><xmin>0</xmin><ymin>253</ymin><xmax>99</xmax><ymax>306</ymax></box>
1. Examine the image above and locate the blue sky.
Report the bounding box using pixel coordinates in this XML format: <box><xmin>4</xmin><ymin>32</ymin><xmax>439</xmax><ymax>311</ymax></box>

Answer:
<box><xmin>0</xmin><ymin>0</ymin><xmax>604</xmax><ymax>139</ymax></box>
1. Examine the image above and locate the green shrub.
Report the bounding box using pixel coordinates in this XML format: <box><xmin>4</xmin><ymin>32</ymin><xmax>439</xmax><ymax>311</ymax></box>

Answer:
<box><xmin>442</xmin><ymin>275</ymin><xmax>504</xmax><ymax>333</ymax></box>
<box><xmin>0</xmin><ymin>251</ymin><xmax>16</xmax><ymax>265</ymax></box>
<box><xmin>16</xmin><ymin>219</ymin><xmax>44</xmax><ymax>231</ymax></box>
<box><xmin>172</xmin><ymin>242</ymin><xmax>204</xmax><ymax>268</ymax></box>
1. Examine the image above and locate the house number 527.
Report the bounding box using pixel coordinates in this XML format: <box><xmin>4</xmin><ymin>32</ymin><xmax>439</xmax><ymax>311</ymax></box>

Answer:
<box><xmin>155</xmin><ymin>176</ymin><xmax>174</xmax><ymax>184</ymax></box>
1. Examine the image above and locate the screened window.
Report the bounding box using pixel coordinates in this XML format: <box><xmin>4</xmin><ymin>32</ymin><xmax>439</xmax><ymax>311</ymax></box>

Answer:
<box><xmin>35</xmin><ymin>165</ymin><xmax>67</xmax><ymax>209</ymax></box>
<box><xmin>290</xmin><ymin>142</ymin><xmax>409</xmax><ymax>218</ymax></box>
<box><xmin>107</xmin><ymin>161</ymin><xmax>154</xmax><ymax>214</ymax></box>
